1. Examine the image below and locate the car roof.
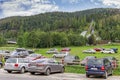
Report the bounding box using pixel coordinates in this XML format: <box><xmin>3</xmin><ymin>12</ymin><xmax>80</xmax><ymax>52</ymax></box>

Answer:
<box><xmin>88</xmin><ymin>58</ymin><xmax>104</xmax><ymax>61</ymax></box>
<box><xmin>32</xmin><ymin>58</ymin><xmax>54</xmax><ymax>62</ymax></box>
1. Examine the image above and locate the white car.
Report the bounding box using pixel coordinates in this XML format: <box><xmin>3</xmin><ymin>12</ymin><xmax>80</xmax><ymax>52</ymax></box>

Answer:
<box><xmin>101</xmin><ymin>49</ymin><xmax>115</xmax><ymax>53</ymax></box>
<box><xmin>46</xmin><ymin>48</ymin><xmax>58</xmax><ymax>54</ymax></box>
<box><xmin>82</xmin><ymin>49</ymin><xmax>96</xmax><ymax>54</ymax></box>
<box><xmin>52</xmin><ymin>52</ymin><xmax>69</xmax><ymax>58</ymax></box>
<box><xmin>4</xmin><ymin>58</ymin><xmax>30</xmax><ymax>73</ymax></box>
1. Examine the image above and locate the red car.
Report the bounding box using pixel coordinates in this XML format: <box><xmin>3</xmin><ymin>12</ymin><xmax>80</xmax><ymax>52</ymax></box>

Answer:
<box><xmin>94</xmin><ymin>48</ymin><xmax>104</xmax><ymax>52</ymax></box>
<box><xmin>61</xmin><ymin>48</ymin><xmax>71</xmax><ymax>52</ymax></box>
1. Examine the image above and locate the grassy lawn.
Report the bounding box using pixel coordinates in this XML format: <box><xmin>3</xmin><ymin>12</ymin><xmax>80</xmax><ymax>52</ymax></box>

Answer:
<box><xmin>0</xmin><ymin>43</ymin><xmax>120</xmax><ymax>75</ymax></box>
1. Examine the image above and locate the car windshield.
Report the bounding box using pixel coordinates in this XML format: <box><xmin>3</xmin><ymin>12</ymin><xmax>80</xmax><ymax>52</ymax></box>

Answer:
<box><xmin>65</xmin><ymin>56</ymin><xmax>74</xmax><ymax>59</ymax></box>
<box><xmin>29</xmin><ymin>54</ymin><xmax>38</xmax><ymax>57</ymax></box>
<box><xmin>50</xmin><ymin>49</ymin><xmax>55</xmax><ymax>51</ymax></box>
<box><xmin>106</xmin><ymin>49</ymin><xmax>111</xmax><ymax>51</ymax></box>
<box><xmin>87</xmin><ymin>59</ymin><xmax>103</xmax><ymax>65</ymax></box>
<box><xmin>84</xmin><ymin>56</ymin><xmax>95</xmax><ymax>60</ymax></box>
<box><xmin>6</xmin><ymin>58</ymin><xmax>17</xmax><ymax>63</ymax></box>
<box><xmin>105</xmin><ymin>57</ymin><xmax>116</xmax><ymax>61</ymax></box>
<box><xmin>11</xmin><ymin>51</ymin><xmax>19</xmax><ymax>56</ymax></box>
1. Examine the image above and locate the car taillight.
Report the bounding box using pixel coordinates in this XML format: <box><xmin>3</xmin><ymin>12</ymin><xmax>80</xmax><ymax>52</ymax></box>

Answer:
<box><xmin>85</xmin><ymin>65</ymin><xmax>88</xmax><ymax>70</ymax></box>
<box><xmin>101</xmin><ymin>66</ymin><xmax>105</xmax><ymax>71</ymax></box>
<box><xmin>14</xmin><ymin>64</ymin><xmax>18</xmax><ymax>67</ymax></box>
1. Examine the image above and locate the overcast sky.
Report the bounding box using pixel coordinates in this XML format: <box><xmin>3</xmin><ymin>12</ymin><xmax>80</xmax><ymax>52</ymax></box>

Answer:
<box><xmin>0</xmin><ymin>0</ymin><xmax>120</xmax><ymax>19</ymax></box>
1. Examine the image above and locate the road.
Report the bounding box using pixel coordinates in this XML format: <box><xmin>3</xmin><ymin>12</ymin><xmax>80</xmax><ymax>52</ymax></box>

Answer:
<box><xmin>0</xmin><ymin>69</ymin><xmax>120</xmax><ymax>80</ymax></box>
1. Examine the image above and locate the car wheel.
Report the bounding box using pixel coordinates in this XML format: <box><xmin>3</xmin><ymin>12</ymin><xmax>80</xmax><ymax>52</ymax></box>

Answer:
<box><xmin>7</xmin><ymin>70</ymin><xmax>12</xmax><ymax>73</ymax></box>
<box><xmin>0</xmin><ymin>64</ymin><xmax>2</xmax><ymax>68</ymax></box>
<box><xmin>104</xmin><ymin>71</ymin><xmax>108</xmax><ymax>79</ymax></box>
<box><xmin>45</xmin><ymin>68</ymin><xmax>51</xmax><ymax>76</ymax></box>
<box><xmin>86</xmin><ymin>74</ymin><xmax>90</xmax><ymax>78</ymax></box>
<box><xmin>30</xmin><ymin>72</ymin><xmax>35</xmax><ymax>75</ymax></box>
<box><xmin>60</xmin><ymin>67</ymin><xmax>65</xmax><ymax>73</ymax></box>
<box><xmin>20</xmin><ymin>67</ymin><xmax>25</xmax><ymax>73</ymax></box>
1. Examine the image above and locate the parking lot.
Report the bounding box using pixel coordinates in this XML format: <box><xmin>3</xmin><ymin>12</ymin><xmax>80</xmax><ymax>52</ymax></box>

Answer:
<box><xmin>0</xmin><ymin>69</ymin><xmax>120</xmax><ymax>80</ymax></box>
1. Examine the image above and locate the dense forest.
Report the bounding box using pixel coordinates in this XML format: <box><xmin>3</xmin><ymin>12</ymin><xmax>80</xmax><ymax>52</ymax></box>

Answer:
<box><xmin>0</xmin><ymin>8</ymin><xmax>120</xmax><ymax>47</ymax></box>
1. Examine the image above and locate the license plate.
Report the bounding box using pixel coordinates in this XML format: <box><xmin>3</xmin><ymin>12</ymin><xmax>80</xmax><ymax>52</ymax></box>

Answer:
<box><xmin>91</xmin><ymin>68</ymin><xmax>97</xmax><ymax>70</ymax></box>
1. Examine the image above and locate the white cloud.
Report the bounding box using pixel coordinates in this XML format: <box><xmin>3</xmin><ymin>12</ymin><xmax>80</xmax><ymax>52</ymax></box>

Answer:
<box><xmin>0</xmin><ymin>0</ymin><xmax>59</xmax><ymax>18</ymax></box>
<box><xmin>91</xmin><ymin>0</ymin><xmax>120</xmax><ymax>8</ymax></box>
<box><xmin>62</xmin><ymin>0</ymin><xmax>81</xmax><ymax>4</ymax></box>
<box><xmin>101</xmin><ymin>0</ymin><xmax>120</xmax><ymax>7</ymax></box>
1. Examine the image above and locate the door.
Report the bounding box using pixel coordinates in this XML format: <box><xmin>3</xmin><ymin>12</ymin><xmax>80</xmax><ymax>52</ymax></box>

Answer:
<box><xmin>48</xmin><ymin>59</ymin><xmax>61</xmax><ymax>72</ymax></box>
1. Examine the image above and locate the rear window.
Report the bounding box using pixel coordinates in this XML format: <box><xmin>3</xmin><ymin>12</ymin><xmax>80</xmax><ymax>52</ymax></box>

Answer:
<box><xmin>6</xmin><ymin>58</ymin><xmax>17</xmax><ymax>63</ymax></box>
<box><xmin>87</xmin><ymin>59</ymin><xmax>103</xmax><ymax>65</ymax></box>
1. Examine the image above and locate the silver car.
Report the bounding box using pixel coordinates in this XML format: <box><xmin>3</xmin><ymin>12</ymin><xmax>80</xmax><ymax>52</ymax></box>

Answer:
<box><xmin>28</xmin><ymin>58</ymin><xmax>64</xmax><ymax>75</ymax></box>
<box><xmin>80</xmin><ymin>56</ymin><xmax>96</xmax><ymax>66</ymax></box>
<box><xmin>46</xmin><ymin>48</ymin><xmax>58</xmax><ymax>54</ymax></box>
<box><xmin>4</xmin><ymin>58</ymin><xmax>30</xmax><ymax>73</ymax></box>
<box><xmin>52</xmin><ymin>52</ymin><xmax>69</xmax><ymax>58</ymax></box>
<box><xmin>64</xmin><ymin>55</ymin><xmax>80</xmax><ymax>65</ymax></box>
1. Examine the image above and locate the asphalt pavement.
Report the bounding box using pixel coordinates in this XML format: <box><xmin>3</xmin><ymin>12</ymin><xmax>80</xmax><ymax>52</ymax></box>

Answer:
<box><xmin>0</xmin><ymin>69</ymin><xmax>120</xmax><ymax>80</ymax></box>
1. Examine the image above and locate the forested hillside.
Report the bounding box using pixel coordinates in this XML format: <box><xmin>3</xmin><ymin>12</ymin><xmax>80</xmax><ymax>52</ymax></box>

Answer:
<box><xmin>0</xmin><ymin>8</ymin><xmax>120</xmax><ymax>47</ymax></box>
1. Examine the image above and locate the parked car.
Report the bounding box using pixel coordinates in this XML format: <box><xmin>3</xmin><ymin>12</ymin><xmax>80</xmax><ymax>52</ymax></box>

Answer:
<box><xmin>52</xmin><ymin>52</ymin><xmax>69</xmax><ymax>58</ymax></box>
<box><xmin>80</xmin><ymin>56</ymin><xmax>96</xmax><ymax>66</ymax></box>
<box><xmin>0</xmin><ymin>61</ymin><xmax>3</xmax><ymax>68</ymax></box>
<box><xmin>85</xmin><ymin>58</ymin><xmax>113</xmax><ymax>79</ymax></box>
<box><xmin>28</xmin><ymin>58</ymin><xmax>64</xmax><ymax>75</ymax></box>
<box><xmin>0</xmin><ymin>50</ymin><xmax>10</xmax><ymax>57</ymax></box>
<box><xmin>46</xmin><ymin>48</ymin><xmax>58</xmax><ymax>54</ymax></box>
<box><xmin>26</xmin><ymin>54</ymin><xmax>45</xmax><ymax>61</ymax></box>
<box><xmin>63</xmin><ymin>55</ymin><xmax>80</xmax><ymax>65</ymax></box>
<box><xmin>27</xmin><ymin>50</ymin><xmax>35</xmax><ymax>54</ymax></box>
<box><xmin>83</xmin><ymin>49</ymin><xmax>96</xmax><ymax>54</ymax></box>
<box><xmin>61</xmin><ymin>48</ymin><xmax>71</xmax><ymax>52</ymax></box>
<box><xmin>101</xmin><ymin>49</ymin><xmax>115</xmax><ymax>54</ymax></box>
<box><xmin>111</xmin><ymin>48</ymin><xmax>118</xmax><ymax>53</ymax></box>
<box><xmin>94</xmin><ymin>48</ymin><xmax>104</xmax><ymax>52</ymax></box>
<box><xmin>104</xmin><ymin>57</ymin><xmax>118</xmax><ymax>69</ymax></box>
<box><xmin>4</xmin><ymin>58</ymin><xmax>30</xmax><ymax>73</ymax></box>
<box><xmin>9</xmin><ymin>48</ymin><xmax>29</xmax><ymax>58</ymax></box>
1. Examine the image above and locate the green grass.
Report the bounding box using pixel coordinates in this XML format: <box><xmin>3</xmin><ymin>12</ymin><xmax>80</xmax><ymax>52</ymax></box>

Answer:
<box><xmin>0</xmin><ymin>43</ymin><xmax>120</xmax><ymax>75</ymax></box>
<box><xmin>65</xmin><ymin>65</ymin><xmax>85</xmax><ymax>74</ymax></box>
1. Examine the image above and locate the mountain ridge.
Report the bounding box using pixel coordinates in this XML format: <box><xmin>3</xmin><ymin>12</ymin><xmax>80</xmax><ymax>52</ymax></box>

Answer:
<box><xmin>0</xmin><ymin>8</ymin><xmax>120</xmax><ymax>41</ymax></box>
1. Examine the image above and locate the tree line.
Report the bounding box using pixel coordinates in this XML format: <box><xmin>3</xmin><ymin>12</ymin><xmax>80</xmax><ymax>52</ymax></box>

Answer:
<box><xmin>17</xmin><ymin>30</ymin><xmax>87</xmax><ymax>48</ymax></box>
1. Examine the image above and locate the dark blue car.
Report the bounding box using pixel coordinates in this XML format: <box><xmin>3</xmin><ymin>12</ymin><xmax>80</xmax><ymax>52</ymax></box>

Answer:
<box><xmin>85</xmin><ymin>58</ymin><xmax>113</xmax><ymax>79</ymax></box>
<box><xmin>111</xmin><ymin>48</ymin><xmax>118</xmax><ymax>53</ymax></box>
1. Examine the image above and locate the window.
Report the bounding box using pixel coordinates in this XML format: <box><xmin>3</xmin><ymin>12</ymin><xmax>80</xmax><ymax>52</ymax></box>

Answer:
<box><xmin>23</xmin><ymin>59</ymin><xmax>29</xmax><ymax>63</ymax></box>
<box><xmin>6</xmin><ymin>58</ymin><xmax>17</xmax><ymax>63</ymax></box>
<box><xmin>87</xmin><ymin>59</ymin><xmax>103</xmax><ymax>65</ymax></box>
<box><xmin>104</xmin><ymin>59</ymin><xmax>110</xmax><ymax>66</ymax></box>
<box><xmin>18</xmin><ymin>59</ymin><xmax>24</xmax><ymax>63</ymax></box>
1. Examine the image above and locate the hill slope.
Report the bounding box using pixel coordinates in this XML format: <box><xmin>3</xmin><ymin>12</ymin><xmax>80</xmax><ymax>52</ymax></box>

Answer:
<box><xmin>0</xmin><ymin>8</ymin><xmax>120</xmax><ymax>41</ymax></box>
